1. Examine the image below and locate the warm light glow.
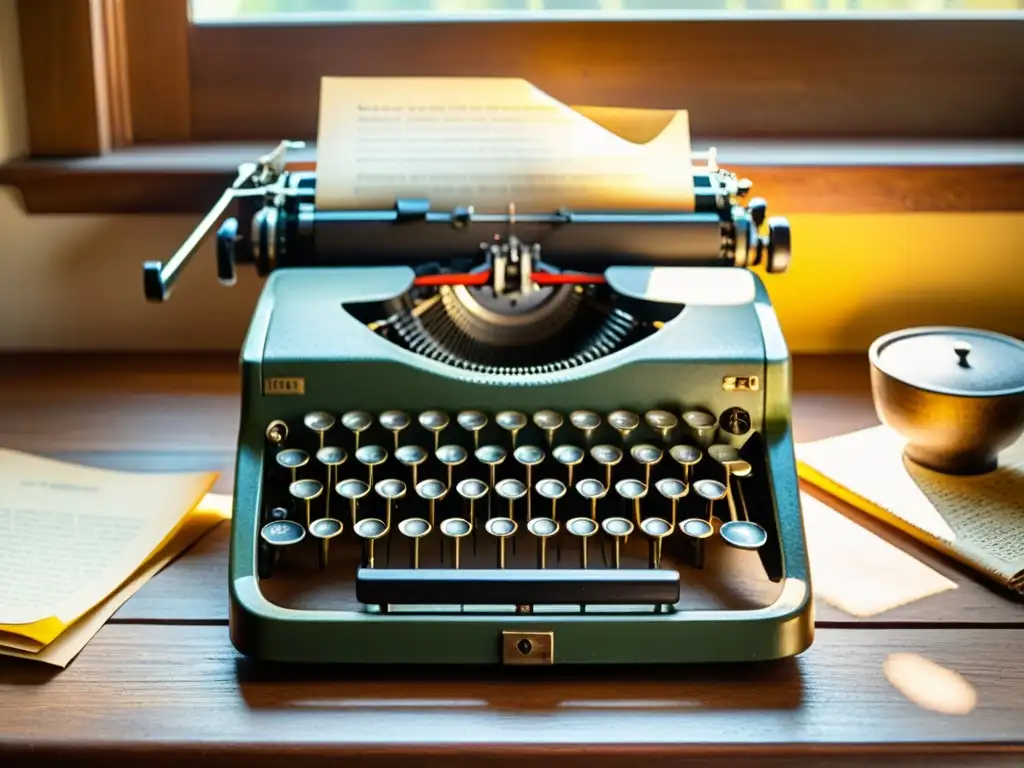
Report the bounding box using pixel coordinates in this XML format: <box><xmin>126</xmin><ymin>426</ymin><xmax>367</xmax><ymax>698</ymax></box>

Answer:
<box><xmin>883</xmin><ymin>653</ymin><xmax>977</xmax><ymax>715</ymax></box>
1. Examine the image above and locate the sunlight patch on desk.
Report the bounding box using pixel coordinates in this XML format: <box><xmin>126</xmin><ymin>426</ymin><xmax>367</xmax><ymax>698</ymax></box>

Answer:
<box><xmin>883</xmin><ymin>653</ymin><xmax>977</xmax><ymax>716</ymax></box>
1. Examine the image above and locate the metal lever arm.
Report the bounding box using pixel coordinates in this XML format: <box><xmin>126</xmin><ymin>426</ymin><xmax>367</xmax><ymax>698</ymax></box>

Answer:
<box><xmin>143</xmin><ymin>164</ymin><xmax>259</xmax><ymax>302</ymax></box>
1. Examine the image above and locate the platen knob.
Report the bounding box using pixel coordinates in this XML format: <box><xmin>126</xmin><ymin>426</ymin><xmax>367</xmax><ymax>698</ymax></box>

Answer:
<box><xmin>216</xmin><ymin>217</ymin><xmax>239</xmax><ymax>286</ymax></box>
<box><xmin>766</xmin><ymin>216</ymin><xmax>791</xmax><ymax>274</ymax></box>
<box><xmin>747</xmin><ymin>197</ymin><xmax>767</xmax><ymax>228</ymax></box>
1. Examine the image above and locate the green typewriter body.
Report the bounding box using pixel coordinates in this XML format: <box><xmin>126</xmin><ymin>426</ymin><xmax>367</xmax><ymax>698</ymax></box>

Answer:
<box><xmin>145</xmin><ymin>141</ymin><xmax>813</xmax><ymax>665</ymax></box>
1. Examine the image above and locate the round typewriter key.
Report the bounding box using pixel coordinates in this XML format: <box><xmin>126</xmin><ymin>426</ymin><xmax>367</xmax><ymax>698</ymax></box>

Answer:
<box><xmin>484</xmin><ymin>517</ymin><xmax>518</xmax><ymax>569</ymax></box>
<box><xmin>456</xmin><ymin>477</ymin><xmax>489</xmax><ymax>525</ymax></box>
<box><xmin>375</xmin><ymin>478</ymin><xmax>407</xmax><ymax>528</ymax></box>
<box><xmin>630</xmin><ymin>443</ymin><xmax>664</xmax><ymax>486</ymax></box>
<box><xmin>720</xmin><ymin>519</ymin><xmax>768</xmax><ymax>551</ymax></box>
<box><xmin>398</xmin><ymin>517</ymin><xmax>432</xmax><ymax>569</ymax></box>
<box><xmin>569</xmin><ymin>410</ymin><xmax>601</xmax><ymax>442</ymax></box>
<box><xmin>457</xmin><ymin>410</ymin><xmax>488</xmax><ymax>448</ymax></box>
<box><xmin>289</xmin><ymin>478</ymin><xmax>323</xmax><ymax>526</ymax></box>
<box><xmin>714</xmin><ymin>454</ymin><xmax>750</xmax><ymax>524</ymax></box>
<box><xmin>495</xmin><ymin>477</ymin><xmax>527</xmax><ymax>522</ymax></box>
<box><xmin>532</xmin><ymin>410</ymin><xmax>563</xmax><ymax>446</ymax></box>
<box><xmin>552</xmin><ymin>444</ymin><xmax>585</xmax><ymax>486</ymax></box>
<box><xmin>708</xmin><ymin>444</ymin><xmax>741</xmax><ymax>464</ymax></box>
<box><xmin>418</xmin><ymin>410</ymin><xmax>449</xmax><ymax>450</ymax></box>
<box><xmin>534</xmin><ymin>477</ymin><xmax>566</xmax><ymax>520</ymax></box>
<box><xmin>694</xmin><ymin>478</ymin><xmax>728</xmax><ymax>524</ymax></box>
<box><xmin>395</xmin><ymin>444</ymin><xmax>429</xmax><ymax>486</ymax></box>
<box><xmin>575</xmin><ymin>477</ymin><xmax>608</xmax><ymax>521</ymax></box>
<box><xmin>566</xmin><ymin>516</ymin><xmax>599</xmax><ymax>569</ymax></box>
<box><xmin>336</xmin><ymin>478</ymin><xmax>370</xmax><ymax>528</ymax></box>
<box><xmin>276</xmin><ymin>448</ymin><xmax>309</xmax><ymax>484</ymax></box>
<box><xmin>655</xmin><ymin>477</ymin><xmax>688</xmax><ymax>526</ymax></box>
<box><xmin>304</xmin><ymin>411</ymin><xmax>336</xmax><ymax>448</ymax></box>
<box><xmin>645</xmin><ymin>410</ymin><xmax>678</xmax><ymax>441</ymax></box>
<box><xmin>308</xmin><ymin>516</ymin><xmax>343</xmax><ymax>570</ymax></box>
<box><xmin>415</xmin><ymin>478</ymin><xmax>447</xmax><ymax>526</ymax></box>
<box><xmin>601</xmin><ymin>516</ymin><xmax>634</xmax><ymax>569</ymax></box>
<box><xmin>440</xmin><ymin>517</ymin><xmax>473</xmax><ymax>569</ymax></box>
<box><xmin>590</xmin><ymin>444</ymin><xmax>623</xmax><ymax>489</ymax></box>
<box><xmin>680</xmin><ymin>517</ymin><xmax>714</xmax><ymax>540</ymax></box>
<box><xmin>353</xmin><ymin>517</ymin><xmax>388</xmax><ymax>569</ymax></box>
<box><xmin>527</xmin><ymin>517</ymin><xmax>559</xmax><ymax>569</ymax></box>
<box><xmin>513</xmin><ymin>445</ymin><xmax>544</xmax><ymax>519</ymax></box>
<box><xmin>475</xmin><ymin>445</ymin><xmax>507</xmax><ymax>518</ymax></box>
<box><xmin>639</xmin><ymin>516</ymin><xmax>673</xmax><ymax>569</ymax></box>
<box><xmin>682</xmin><ymin>410</ymin><xmax>718</xmax><ymax>448</ymax></box>
<box><xmin>316</xmin><ymin>446</ymin><xmax>348</xmax><ymax>519</ymax></box>
<box><xmin>380</xmin><ymin>410</ymin><xmax>411</xmax><ymax>451</ymax></box>
<box><xmin>266</xmin><ymin>419</ymin><xmax>288</xmax><ymax>445</ymax></box>
<box><xmin>355</xmin><ymin>444</ymin><xmax>388</xmax><ymax>486</ymax></box>
<box><xmin>341</xmin><ymin>410</ymin><xmax>373</xmax><ymax>449</ymax></box>
<box><xmin>261</xmin><ymin>519</ymin><xmax>305</xmax><ymax>547</ymax></box>
<box><xmin>496</xmin><ymin>410</ymin><xmax>528</xmax><ymax>448</ymax></box>
<box><xmin>670</xmin><ymin>444</ymin><xmax>703</xmax><ymax>490</ymax></box>
<box><xmin>615</xmin><ymin>478</ymin><xmax>648</xmax><ymax>528</ymax></box>
<box><xmin>435</xmin><ymin>443</ymin><xmax>468</xmax><ymax>488</ymax></box>
<box><xmin>608</xmin><ymin>410</ymin><xmax>640</xmax><ymax>441</ymax></box>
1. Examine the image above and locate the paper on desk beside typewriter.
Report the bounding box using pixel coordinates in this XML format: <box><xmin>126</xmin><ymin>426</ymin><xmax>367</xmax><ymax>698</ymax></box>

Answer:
<box><xmin>797</xmin><ymin>426</ymin><xmax>1024</xmax><ymax>596</ymax></box>
<box><xmin>315</xmin><ymin>76</ymin><xmax>695</xmax><ymax>212</ymax></box>
<box><xmin>0</xmin><ymin>448</ymin><xmax>226</xmax><ymax>665</ymax></box>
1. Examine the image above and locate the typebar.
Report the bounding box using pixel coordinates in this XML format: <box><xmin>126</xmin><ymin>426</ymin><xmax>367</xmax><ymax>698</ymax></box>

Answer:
<box><xmin>355</xmin><ymin>568</ymin><xmax>681</xmax><ymax>606</ymax></box>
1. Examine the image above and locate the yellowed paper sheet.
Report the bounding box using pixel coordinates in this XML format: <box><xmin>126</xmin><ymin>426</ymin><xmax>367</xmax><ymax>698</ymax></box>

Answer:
<box><xmin>0</xmin><ymin>500</ymin><xmax>230</xmax><ymax>668</ymax></box>
<box><xmin>0</xmin><ymin>448</ymin><xmax>219</xmax><ymax>641</ymax></box>
<box><xmin>797</xmin><ymin>426</ymin><xmax>1024</xmax><ymax>590</ymax></box>
<box><xmin>800</xmin><ymin>492</ymin><xmax>956</xmax><ymax>617</ymax></box>
<box><xmin>315</xmin><ymin>77</ymin><xmax>695</xmax><ymax>213</ymax></box>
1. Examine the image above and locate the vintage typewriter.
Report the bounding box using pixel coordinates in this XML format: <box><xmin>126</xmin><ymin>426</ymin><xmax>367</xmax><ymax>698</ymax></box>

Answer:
<box><xmin>144</xmin><ymin>139</ymin><xmax>813</xmax><ymax>665</ymax></box>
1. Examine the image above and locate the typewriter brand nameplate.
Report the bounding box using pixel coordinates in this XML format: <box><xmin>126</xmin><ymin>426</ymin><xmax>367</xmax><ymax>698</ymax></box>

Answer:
<box><xmin>264</xmin><ymin>377</ymin><xmax>305</xmax><ymax>395</ymax></box>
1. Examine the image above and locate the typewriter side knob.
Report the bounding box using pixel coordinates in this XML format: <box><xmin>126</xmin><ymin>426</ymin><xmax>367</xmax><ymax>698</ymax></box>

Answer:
<box><xmin>766</xmin><ymin>217</ymin><xmax>791</xmax><ymax>274</ymax></box>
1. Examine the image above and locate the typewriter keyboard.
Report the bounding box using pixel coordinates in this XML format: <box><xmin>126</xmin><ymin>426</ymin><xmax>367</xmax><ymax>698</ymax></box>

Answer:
<box><xmin>256</xmin><ymin>408</ymin><xmax>783</xmax><ymax>613</ymax></box>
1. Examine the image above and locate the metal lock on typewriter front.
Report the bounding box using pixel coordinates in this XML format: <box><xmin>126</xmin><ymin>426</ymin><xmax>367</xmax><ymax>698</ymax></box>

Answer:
<box><xmin>145</xmin><ymin>140</ymin><xmax>813</xmax><ymax>665</ymax></box>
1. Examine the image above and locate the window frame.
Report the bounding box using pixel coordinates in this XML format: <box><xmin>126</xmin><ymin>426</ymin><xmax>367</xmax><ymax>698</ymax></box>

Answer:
<box><xmin>2</xmin><ymin>1</ymin><xmax>1023</xmax><ymax>214</ymax></box>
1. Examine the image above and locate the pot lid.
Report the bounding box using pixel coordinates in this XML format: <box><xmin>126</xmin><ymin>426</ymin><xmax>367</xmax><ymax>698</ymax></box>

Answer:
<box><xmin>870</xmin><ymin>326</ymin><xmax>1024</xmax><ymax>397</ymax></box>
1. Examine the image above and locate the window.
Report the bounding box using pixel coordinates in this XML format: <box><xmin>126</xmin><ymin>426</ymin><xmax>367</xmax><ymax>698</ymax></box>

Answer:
<box><xmin>3</xmin><ymin>0</ymin><xmax>1022</xmax><ymax>214</ymax></box>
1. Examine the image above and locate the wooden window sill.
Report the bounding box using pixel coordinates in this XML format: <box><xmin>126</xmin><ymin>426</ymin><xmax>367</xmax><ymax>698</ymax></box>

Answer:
<box><xmin>1</xmin><ymin>140</ymin><xmax>1022</xmax><ymax>215</ymax></box>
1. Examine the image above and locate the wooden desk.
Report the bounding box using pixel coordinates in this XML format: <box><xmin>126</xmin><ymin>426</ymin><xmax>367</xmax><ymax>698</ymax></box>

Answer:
<box><xmin>1</xmin><ymin>353</ymin><xmax>1022</xmax><ymax>766</ymax></box>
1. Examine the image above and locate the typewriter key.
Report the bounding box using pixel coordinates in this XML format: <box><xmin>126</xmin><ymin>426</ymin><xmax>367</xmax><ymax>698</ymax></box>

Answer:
<box><xmin>601</xmin><ymin>516</ymin><xmax>634</xmax><ymax>569</ymax></box>
<box><xmin>694</xmin><ymin>478</ymin><xmax>728</xmax><ymax>524</ymax></box>
<box><xmin>590</xmin><ymin>444</ymin><xmax>623</xmax><ymax>489</ymax></box>
<box><xmin>457</xmin><ymin>410</ymin><xmax>488</xmax><ymax>449</ymax></box>
<box><xmin>276</xmin><ymin>448</ymin><xmax>309</xmax><ymax>484</ymax></box>
<box><xmin>495</xmin><ymin>477</ymin><xmax>527</xmax><ymax>521</ymax></box>
<box><xmin>720</xmin><ymin>519</ymin><xmax>768</xmax><ymax>551</ymax></box>
<box><xmin>608</xmin><ymin>410</ymin><xmax>640</xmax><ymax>442</ymax></box>
<box><xmin>395</xmin><ymin>444</ymin><xmax>429</xmax><ymax>486</ymax></box>
<box><xmin>553</xmin><ymin>444</ymin><xmax>585</xmax><ymax>486</ymax></box>
<box><xmin>316</xmin><ymin>446</ymin><xmax>348</xmax><ymax>519</ymax></box>
<box><xmin>289</xmin><ymin>478</ymin><xmax>323</xmax><ymax>526</ymax></box>
<box><xmin>575</xmin><ymin>477</ymin><xmax>608</xmax><ymax>521</ymax></box>
<box><xmin>484</xmin><ymin>516</ymin><xmax>518</xmax><ymax>569</ymax></box>
<box><xmin>708</xmin><ymin>444</ymin><xmax>740</xmax><ymax>464</ymax></box>
<box><xmin>630</xmin><ymin>444</ymin><xmax>664</xmax><ymax>486</ymax></box>
<box><xmin>375</xmin><ymin>478</ymin><xmax>407</xmax><ymax>521</ymax></box>
<box><xmin>353</xmin><ymin>518</ymin><xmax>388</xmax><ymax>568</ymax></box>
<box><xmin>380</xmin><ymin>410</ymin><xmax>411</xmax><ymax>451</ymax></box>
<box><xmin>455</xmin><ymin>477</ymin><xmax>489</xmax><ymax>526</ymax></box>
<box><xmin>496</xmin><ymin>410</ymin><xmax>528</xmax><ymax>448</ymax></box>
<box><xmin>645</xmin><ymin>410</ymin><xmax>678</xmax><ymax>441</ymax></box>
<box><xmin>418</xmin><ymin>410</ymin><xmax>449</xmax><ymax>450</ymax></box>
<box><xmin>336</xmin><ymin>478</ymin><xmax>370</xmax><ymax>528</ymax></box>
<box><xmin>261</xmin><ymin>519</ymin><xmax>305</xmax><ymax>547</ymax></box>
<box><xmin>670</xmin><ymin>444</ymin><xmax>702</xmax><ymax>490</ymax></box>
<box><xmin>655</xmin><ymin>477</ymin><xmax>688</xmax><ymax>526</ymax></box>
<box><xmin>266</xmin><ymin>419</ymin><xmax>288</xmax><ymax>445</ymax></box>
<box><xmin>475</xmin><ymin>445</ymin><xmax>507</xmax><ymax>518</ymax></box>
<box><xmin>569</xmin><ymin>410</ymin><xmax>601</xmax><ymax>442</ymax></box>
<box><xmin>682</xmin><ymin>410</ymin><xmax>718</xmax><ymax>448</ymax></box>
<box><xmin>398</xmin><ymin>517</ymin><xmax>432</xmax><ymax>569</ymax></box>
<box><xmin>440</xmin><ymin>517</ymin><xmax>473</xmax><ymax>569</ymax></box>
<box><xmin>639</xmin><ymin>517</ymin><xmax>673</xmax><ymax>569</ymax></box>
<box><xmin>532</xmin><ymin>410</ymin><xmax>563</xmax><ymax>446</ymax></box>
<box><xmin>679</xmin><ymin>517</ymin><xmax>714</xmax><ymax>540</ymax></box>
<box><xmin>341</xmin><ymin>410</ymin><xmax>373</xmax><ymax>450</ymax></box>
<box><xmin>415</xmin><ymin>478</ymin><xmax>448</xmax><ymax>527</ymax></box>
<box><xmin>436</xmin><ymin>443</ymin><xmax>468</xmax><ymax>488</ymax></box>
<box><xmin>615</xmin><ymin>478</ymin><xmax>648</xmax><ymax>527</ymax></box>
<box><xmin>526</xmin><ymin>517</ymin><xmax>559</xmax><ymax>569</ymax></box>
<box><xmin>513</xmin><ymin>445</ymin><xmax>545</xmax><ymax>519</ymax></box>
<box><xmin>355</xmin><ymin>444</ymin><xmax>389</xmax><ymax>486</ymax></box>
<box><xmin>304</xmin><ymin>411</ymin><xmax>336</xmax><ymax>449</ymax></box>
<box><xmin>534</xmin><ymin>478</ymin><xmax>567</xmax><ymax>520</ymax></box>
<box><xmin>308</xmin><ymin>517</ymin><xmax>343</xmax><ymax>570</ymax></box>
<box><xmin>566</xmin><ymin>517</ymin><xmax>599</xmax><ymax>569</ymax></box>
<box><xmin>711</xmin><ymin>453</ymin><xmax>749</xmax><ymax>524</ymax></box>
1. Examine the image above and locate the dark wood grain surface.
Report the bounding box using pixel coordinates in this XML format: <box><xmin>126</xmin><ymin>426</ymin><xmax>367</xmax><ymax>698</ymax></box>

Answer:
<box><xmin>0</xmin><ymin>353</ymin><xmax>1022</xmax><ymax>765</ymax></box>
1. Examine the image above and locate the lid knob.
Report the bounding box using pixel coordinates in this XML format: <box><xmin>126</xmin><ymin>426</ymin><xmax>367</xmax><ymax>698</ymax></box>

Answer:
<box><xmin>953</xmin><ymin>340</ymin><xmax>972</xmax><ymax>368</ymax></box>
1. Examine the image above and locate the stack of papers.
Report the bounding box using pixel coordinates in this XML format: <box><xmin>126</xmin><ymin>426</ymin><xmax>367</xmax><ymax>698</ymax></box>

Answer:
<box><xmin>0</xmin><ymin>448</ymin><xmax>228</xmax><ymax>667</ymax></box>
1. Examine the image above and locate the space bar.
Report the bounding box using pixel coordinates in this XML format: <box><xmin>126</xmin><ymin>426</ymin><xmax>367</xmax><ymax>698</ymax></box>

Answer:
<box><xmin>355</xmin><ymin>568</ymin><xmax>681</xmax><ymax>606</ymax></box>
